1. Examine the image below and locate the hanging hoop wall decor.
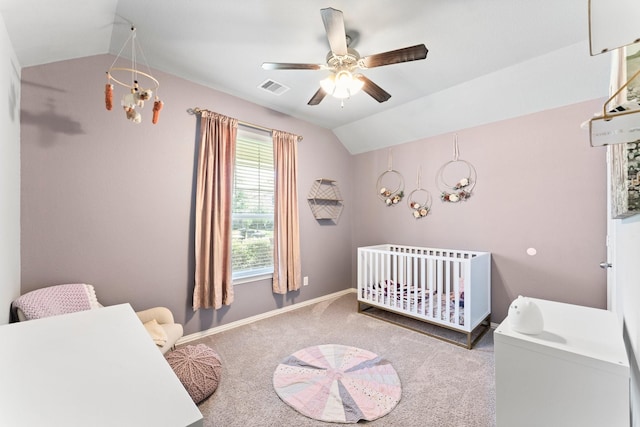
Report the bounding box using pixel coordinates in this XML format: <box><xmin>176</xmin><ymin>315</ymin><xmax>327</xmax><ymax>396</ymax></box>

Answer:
<box><xmin>407</xmin><ymin>167</ymin><xmax>432</xmax><ymax>219</ymax></box>
<box><xmin>105</xmin><ymin>26</ymin><xmax>164</xmax><ymax>125</ymax></box>
<box><xmin>436</xmin><ymin>135</ymin><xmax>477</xmax><ymax>203</ymax></box>
<box><xmin>377</xmin><ymin>150</ymin><xmax>404</xmax><ymax>206</ymax></box>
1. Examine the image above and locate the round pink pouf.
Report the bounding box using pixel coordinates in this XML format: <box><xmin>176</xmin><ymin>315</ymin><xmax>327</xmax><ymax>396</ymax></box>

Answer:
<box><xmin>166</xmin><ymin>344</ymin><xmax>222</xmax><ymax>404</ymax></box>
<box><xmin>273</xmin><ymin>344</ymin><xmax>401</xmax><ymax>423</ymax></box>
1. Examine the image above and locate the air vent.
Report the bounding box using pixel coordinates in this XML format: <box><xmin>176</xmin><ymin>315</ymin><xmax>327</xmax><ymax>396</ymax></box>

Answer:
<box><xmin>259</xmin><ymin>79</ymin><xmax>290</xmax><ymax>96</ymax></box>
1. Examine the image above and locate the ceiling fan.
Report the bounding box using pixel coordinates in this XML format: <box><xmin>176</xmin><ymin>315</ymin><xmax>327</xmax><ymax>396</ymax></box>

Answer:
<box><xmin>262</xmin><ymin>7</ymin><xmax>428</xmax><ymax>106</ymax></box>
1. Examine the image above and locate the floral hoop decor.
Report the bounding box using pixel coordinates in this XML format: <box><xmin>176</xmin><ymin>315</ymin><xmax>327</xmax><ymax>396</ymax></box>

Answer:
<box><xmin>407</xmin><ymin>188</ymin><xmax>432</xmax><ymax>219</ymax></box>
<box><xmin>437</xmin><ymin>134</ymin><xmax>477</xmax><ymax>203</ymax></box>
<box><xmin>407</xmin><ymin>166</ymin><xmax>432</xmax><ymax>219</ymax></box>
<box><xmin>436</xmin><ymin>160</ymin><xmax>476</xmax><ymax>203</ymax></box>
<box><xmin>376</xmin><ymin>169</ymin><xmax>405</xmax><ymax>206</ymax></box>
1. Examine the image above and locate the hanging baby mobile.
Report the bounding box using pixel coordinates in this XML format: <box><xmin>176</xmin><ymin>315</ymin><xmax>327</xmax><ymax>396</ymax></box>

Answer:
<box><xmin>104</xmin><ymin>25</ymin><xmax>163</xmax><ymax>124</ymax></box>
<box><xmin>377</xmin><ymin>149</ymin><xmax>405</xmax><ymax>206</ymax></box>
<box><xmin>407</xmin><ymin>166</ymin><xmax>432</xmax><ymax>219</ymax></box>
<box><xmin>436</xmin><ymin>134</ymin><xmax>477</xmax><ymax>203</ymax></box>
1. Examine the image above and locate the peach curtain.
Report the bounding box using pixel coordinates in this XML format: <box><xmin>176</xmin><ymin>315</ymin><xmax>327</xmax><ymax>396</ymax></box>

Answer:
<box><xmin>193</xmin><ymin>111</ymin><xmax>238</xmax><ymax>310</ymax></box>
<box><xmin>272</xmin><ymin>130</ymin><xmax>302</xmax><ymax>294</ymax></box>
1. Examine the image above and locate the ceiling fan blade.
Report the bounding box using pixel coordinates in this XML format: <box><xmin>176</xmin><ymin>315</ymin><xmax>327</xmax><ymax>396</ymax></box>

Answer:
<box><xmin>357</xmin><ymin>75</ymin><xmax>391</xmax><ymax>103</ymax></box>
<box><xmin>307</xmin><ymin>88</ymin><xmax>327</xmax><ymax>105</ymax></box>
<box><xmin>321</xmin><ymin>7</ymin><xmax>348</xmax><ymax>56</ymax></box>
<box><xmin>262</xmin><ymin>62</ymin><xmax>323</xmax><ymax>70</ymax></box>
<box><xmin>360</xmin><ymin>44</ymin><xmax>428</xmax><ymax>68</ymax></box>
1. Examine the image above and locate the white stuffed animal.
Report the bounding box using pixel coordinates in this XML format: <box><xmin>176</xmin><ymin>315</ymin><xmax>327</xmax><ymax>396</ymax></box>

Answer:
<box><xmin>124</xmin><ymin>106</ymin><xmax>141</xmax><ymax>124</ymax></box>
<box><xmin>121</xmin><ymin>92</ymin><xmax>136</xmax><ymax>109</ymax></box>
<box><xmin>134</xmin><ymin>89</ymin><xmax>152</xmax><ymax>107</ymax></box>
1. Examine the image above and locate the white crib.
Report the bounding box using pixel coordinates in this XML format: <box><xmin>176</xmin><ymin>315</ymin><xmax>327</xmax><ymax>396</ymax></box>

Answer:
<box><xmin>357</xmin><ymin>244</ymin><xmax>491</xmax><ymax>349</ymax></box>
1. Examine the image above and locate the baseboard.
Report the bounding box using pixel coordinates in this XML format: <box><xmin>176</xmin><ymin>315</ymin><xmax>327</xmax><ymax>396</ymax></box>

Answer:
<box><xmin>178</xmin><ymin>288</ymin><xmax>356</xmax><ymax>345</ymax></box>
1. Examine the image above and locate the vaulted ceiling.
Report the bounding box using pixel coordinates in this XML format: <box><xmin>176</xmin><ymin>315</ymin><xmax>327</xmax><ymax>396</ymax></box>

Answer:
<box><xmin>0</xmin><ymin>0</ymin><xmax>610</xmax><ymax>153</ymax></box>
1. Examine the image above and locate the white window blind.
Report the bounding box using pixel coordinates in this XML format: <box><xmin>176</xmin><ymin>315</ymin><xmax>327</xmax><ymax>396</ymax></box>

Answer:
<box><xmin>231</xmin><ymin>127</ymin><xmax>274</xmax><ymax>281</ymax></box>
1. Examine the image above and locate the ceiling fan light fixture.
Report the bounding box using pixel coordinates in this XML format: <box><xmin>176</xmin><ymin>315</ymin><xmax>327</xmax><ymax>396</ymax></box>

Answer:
<box><xmin>319</xmin><ymin>74</ymin><xmax>335</xmax><ymax>94</ymax></box>
<box><xmin>264</xmin><ymin>8</ymin><xmax>426</xmax><ymax>106</ymax></box>
<box><xmin>320</xmin><ymin>70</ymin><xmax>364</xmax><ymax>99</ymax></box>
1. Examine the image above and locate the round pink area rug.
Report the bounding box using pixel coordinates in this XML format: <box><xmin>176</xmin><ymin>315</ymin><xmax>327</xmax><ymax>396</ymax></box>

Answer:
<box><xmin>273</xmin><ymin>344</ymin><xmax>401</xmax><ymax>423</ymax></box>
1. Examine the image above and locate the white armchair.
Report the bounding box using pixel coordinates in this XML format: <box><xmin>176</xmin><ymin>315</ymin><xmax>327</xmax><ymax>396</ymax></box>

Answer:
<box><xmin>136</xmin><ymin>306</ymin><xmax>184</xmax><ymax>354</ymax></box>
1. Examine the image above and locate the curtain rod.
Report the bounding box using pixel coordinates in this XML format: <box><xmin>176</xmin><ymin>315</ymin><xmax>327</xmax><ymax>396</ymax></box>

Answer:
<box><xmin>187</xmin><ymin>107</ymin><xmax>303</xmax><ymax>142</ymax></box>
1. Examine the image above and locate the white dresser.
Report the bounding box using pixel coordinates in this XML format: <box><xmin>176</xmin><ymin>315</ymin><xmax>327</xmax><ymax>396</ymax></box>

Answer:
<box><xmin>494</xmin><ymin>298</ymin><xmax>629</xmax><ymax>427</ymax></box>
<box><xmin>0</xmin><ymin>304</ymin><xmax>203</xmax><ymax>427</ymax></box>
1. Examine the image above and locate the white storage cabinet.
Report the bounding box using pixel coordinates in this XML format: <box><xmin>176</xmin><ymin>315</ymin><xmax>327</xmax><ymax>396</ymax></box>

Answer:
<box><xmin>494</xmin><ymin>298</ymin><xmax>629</xmax><ymax>427</ymax></box>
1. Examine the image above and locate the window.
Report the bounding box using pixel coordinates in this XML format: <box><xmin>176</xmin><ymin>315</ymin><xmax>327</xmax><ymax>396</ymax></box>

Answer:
<box><xmin>231</xmin><ymin>127</ymin><xmax>274</xmax><ymax>282</ymax></box>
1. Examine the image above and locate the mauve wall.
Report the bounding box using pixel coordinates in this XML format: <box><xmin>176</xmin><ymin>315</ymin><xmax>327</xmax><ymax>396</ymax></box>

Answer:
<box><xmin>351</xmin><ymin>99</ymin><xmax>608</xmax><ymax>323</ymax></box>
<box><xmin>20</xmin><ymin>55</ymin><xmax>353</xmax><ymax>335</ymax></box>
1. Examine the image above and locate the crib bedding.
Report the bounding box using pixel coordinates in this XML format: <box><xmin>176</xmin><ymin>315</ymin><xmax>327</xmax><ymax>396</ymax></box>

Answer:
<box><xmin>363</xmin><ymin>281</ymin><xmax>464</xmax><ymax>325</ymax></box>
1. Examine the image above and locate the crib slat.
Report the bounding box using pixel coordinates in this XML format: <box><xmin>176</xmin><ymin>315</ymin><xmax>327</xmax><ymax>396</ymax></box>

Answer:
<box><xmin>420</xmin><ymin>257</ymin><xmax>425</xmax><ymax>316</ymax></box>
<box><xmin>445</xmin><ymin>259</ymin><xmax>451</xmax><ymax>322</ymax></box>
<box><xmin>362</xmin><ymin>250</ymin><xmax>367</xmax><ymax>301</ymax></box>
<box><xmin>364</xmin><ymin>250</ymin><xmax>369</xmax><ymax>302</ymax></box>
<box><xmin>375</xmin><ymin>251</ymin><xmax>379</xmax><ymax>304</ymax></box>
<box><xmin>366</xmin><ymin>250</ymin><xmax>370</xmax><ymax>301</ymax></box>
<box><xmin>399</xmin><ymin>251</ymin><xmax>404</xmax><ymax>310</ymax></box>
<box><xmin>403</xmin><ymin>252</ymin><xmax>408</xmax><ymax>311</ymax></box>
<box><xmin>464</xmin><ymin>260</ymin><xmax>471</xmax><ymax>328</ymax></box>
<box><xmin>378</xmin><ymin>250</ymin><xmax>382</xmax><ymax>305</ymax></box>
<box><xmin>413</xmin><ymin>253</ymin><xmax>419</xmax><ymax>314</ymax></box>
<box><xmin>436</xmin><ymin>259</ymin><xmax>442</xmax><ymax>320</ymax></box>
<box><xmin>366</xmin><ymin>250</ymin><xmax>372</xmax><ymax>303</ymax></box>
<box><xmin>406</xmin><ymin>252</ymin><xmax>411</xmax><ymax>312</ymax></box>
<box><xmin>391</xmin><ymin>251</ymin><xmax>396</xmax><ymax>308</ymax></box>
<box><xmin>453</xmin><ymin>260</ymin><xmax>460</xmax><ymax>325</ymax></box>
<box><xmin>428</xmin><ymin>258</ymin><xmax>438</xmax><ymax>317</ymax></box>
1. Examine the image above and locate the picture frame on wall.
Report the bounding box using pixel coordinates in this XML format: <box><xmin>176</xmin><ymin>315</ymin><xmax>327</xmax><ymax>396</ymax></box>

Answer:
<box><xmin>611</xmin><ymin>43</ymin><xmax>640</xmax><ymax>219</ymax></box>
<box><xmin>611</xmin><ymin>142</ymin><xmax>640</xmax><ymax>219</ymax></box>
<box><xmin>627</xmin><ymin>42</ymin><xmax>640</xmax><ymax>101</ymax></box>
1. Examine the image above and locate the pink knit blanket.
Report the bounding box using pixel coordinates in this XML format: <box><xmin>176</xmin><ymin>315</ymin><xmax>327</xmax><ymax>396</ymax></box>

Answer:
<box><xmin>13</xmin><ymin>283</ymin><xmax>100</xmax><ymax>320</ymax></box>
